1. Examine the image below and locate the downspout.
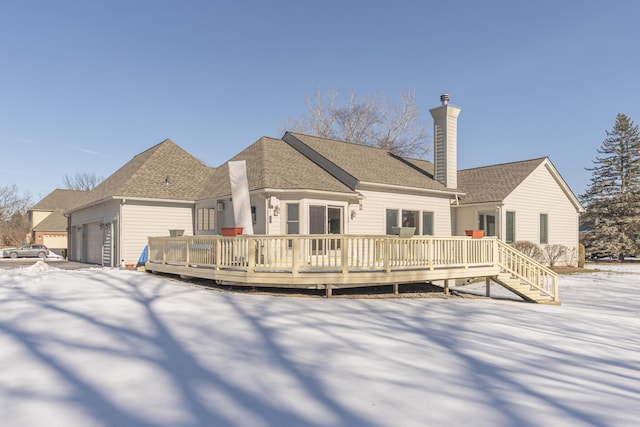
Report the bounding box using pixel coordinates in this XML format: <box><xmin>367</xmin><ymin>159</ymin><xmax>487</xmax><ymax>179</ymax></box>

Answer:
<box><xmin>265</xmin><ymin>196</ymin><xmax>269</xmax><ymax>234</ymax></box>
<box><xmin>119</xmin><ymin>199</ymin><xmax>125</xmax><ymax>267</ymax></box>
<box><xmin>496</xmin><ymin>205</ymin><xmax>503</xmax><ymax>241</ymax></box>
<box><xmin>65</xmin><ymin>213</ymin><xmax>71</xmax><ymax>260</ymax></box>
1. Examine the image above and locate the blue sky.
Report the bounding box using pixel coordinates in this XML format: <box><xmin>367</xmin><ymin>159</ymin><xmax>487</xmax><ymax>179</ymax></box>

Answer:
<box><xmin>1</xmin><ymin>0</ymin><xmax>639</xmax><ymax>201</ymax></box>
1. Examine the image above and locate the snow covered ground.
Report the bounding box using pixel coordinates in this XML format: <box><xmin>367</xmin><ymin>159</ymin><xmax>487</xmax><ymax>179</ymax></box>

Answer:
<box><xmin>0</xmin><ymin>262</ymin><xmax>638</xmax><ymax>427</ymax></box>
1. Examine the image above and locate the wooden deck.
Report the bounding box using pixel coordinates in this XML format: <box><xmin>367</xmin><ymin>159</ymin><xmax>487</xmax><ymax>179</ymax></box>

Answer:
<box><xmin>146</xmin><ymin>234</ymin><xmax>559</xmax><ymax>303</ymax></box>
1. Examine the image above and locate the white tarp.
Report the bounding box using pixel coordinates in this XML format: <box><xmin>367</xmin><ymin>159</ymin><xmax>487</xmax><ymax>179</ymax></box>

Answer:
<box><xmin>228</xmin><ymin>160</ymin><xmax>254</xmax><ymax>235</ymax></box>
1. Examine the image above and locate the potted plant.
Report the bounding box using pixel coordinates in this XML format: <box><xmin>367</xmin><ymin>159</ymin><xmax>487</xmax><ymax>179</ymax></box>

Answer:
<box><xmin>465</xmin><ymin>229</ymin><xmax>484</xmax><ymax>238</ymax></box>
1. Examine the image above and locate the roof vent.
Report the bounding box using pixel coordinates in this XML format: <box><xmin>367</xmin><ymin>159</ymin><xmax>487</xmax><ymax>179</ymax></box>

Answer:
<box><xmin>440</xmin><ymin>94</ymin><xmax>450</xmax><ymax>105</ymax></box>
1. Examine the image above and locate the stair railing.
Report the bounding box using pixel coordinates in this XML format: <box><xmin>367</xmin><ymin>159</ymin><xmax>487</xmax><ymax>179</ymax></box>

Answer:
<box><xmin>495</xmin><ymin>240</ymin><xmax>559</xmax><ymax>302</ymax></box>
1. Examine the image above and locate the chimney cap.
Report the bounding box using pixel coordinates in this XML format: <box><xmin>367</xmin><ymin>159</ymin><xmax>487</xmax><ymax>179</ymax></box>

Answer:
<box><xmin>440</xmin><ymin>94</ymin><xmax>450</xmax><ymax>105</ymax></box>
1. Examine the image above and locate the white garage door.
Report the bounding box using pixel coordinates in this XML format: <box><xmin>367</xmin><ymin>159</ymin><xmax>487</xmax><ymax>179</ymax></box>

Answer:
<box><xmin>85</xmin><ymin>222</ymin><xmax>103</xmax><ymax>264</ymax></box>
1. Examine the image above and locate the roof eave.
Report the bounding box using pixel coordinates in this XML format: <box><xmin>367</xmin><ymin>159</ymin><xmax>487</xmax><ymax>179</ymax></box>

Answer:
<box><xmin>358</xmin><ymin>181</ymin><xmax>465</xmax><ymax>197</ymax></box>
<box><xmin>68</xmin><ymin>196</ymin><xmax>196</xmax><ymax>213</ymax></box>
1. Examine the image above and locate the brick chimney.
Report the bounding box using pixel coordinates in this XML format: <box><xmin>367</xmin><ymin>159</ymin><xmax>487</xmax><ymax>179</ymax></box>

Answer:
<box><xmin>429</xmin><ymin>94</ymin><xmax>461</xmax><ymax>189</ymax></box>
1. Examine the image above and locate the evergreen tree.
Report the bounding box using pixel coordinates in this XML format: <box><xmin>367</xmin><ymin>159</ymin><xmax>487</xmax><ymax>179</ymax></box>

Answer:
<box><xmin>581</xmin><ymin>114</ymin><xmax>640</xmax><ymax>260</ymax></box>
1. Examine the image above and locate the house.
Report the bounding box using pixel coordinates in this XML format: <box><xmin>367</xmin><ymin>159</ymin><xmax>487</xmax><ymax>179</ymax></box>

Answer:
<box><xmin>455</xmin><ymin>158</ymin><xmax>584</xmax><ymax>264</ymax></box>
<box><xmin>68</xmin><ymin>96</ymin><xmax>583</xmax><ymax>267</ymax></box>
<box><xmin>29</xmin><ymin>189</ymin><xmax>88</xmax><ymax>252</ymax></box>
<box><xmin>66</xmin><ymin>139</ymin><xmax>213</xmax><ymax>266</ymax></box>
<box><xmin>194</xmin><ymin>132</ymin><xmax>461</xmax><ymax>239</ymax></box>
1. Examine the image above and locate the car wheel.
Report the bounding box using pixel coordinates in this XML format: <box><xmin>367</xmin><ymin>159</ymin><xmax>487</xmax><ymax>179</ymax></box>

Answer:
<box><xmin>38</xmin><ymin>252</ymin><xmax>46</xmax><ymax>259</ymax></box>
<box><xmin>10</xmin><ymin>252</ymin><xmax>18</xmax><ymax>259</ymax></box>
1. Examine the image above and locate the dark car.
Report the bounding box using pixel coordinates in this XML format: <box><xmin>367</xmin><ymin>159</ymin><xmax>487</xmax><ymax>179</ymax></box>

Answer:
<box><xmin>2</xmin><ymin>244</ymin><xmax>50</xmax><ymax>259</ymax></box>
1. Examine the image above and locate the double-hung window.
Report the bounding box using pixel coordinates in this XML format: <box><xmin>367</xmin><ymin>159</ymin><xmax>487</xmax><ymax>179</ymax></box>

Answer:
<box><xmin>197</xmin><ymin>208</ymin><xmax>215</xmax><ymax>232</ymax></box>
<box><xmin>422</xmin><ymin>212</ymin><xmax>434</xmax><ymax>235</ymax></box>
<box><xmin>506</xmin><ymin>211</ymin><xmax>515</xmax><ymax>243</ymax></box>
<box><xmin>540</xmin><ymin>213</ymin><xmax>548</xmax><ymax>244</ymax></box>
<box><xmin>386</xmin><ymin>209</ymin><xmax>399</xmax><ymax>235</ymax></box>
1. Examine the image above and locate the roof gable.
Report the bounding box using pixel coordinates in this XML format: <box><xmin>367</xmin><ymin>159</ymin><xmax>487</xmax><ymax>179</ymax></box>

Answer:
<box><xmin>74</xmin><ymin>139</ymin><xmax>213</xmax><ymax>209</ymax></box>
<box><xmin>457</xmin><ymin>158</ymin><xmax>546</xmax><ymax>205</ymax></box>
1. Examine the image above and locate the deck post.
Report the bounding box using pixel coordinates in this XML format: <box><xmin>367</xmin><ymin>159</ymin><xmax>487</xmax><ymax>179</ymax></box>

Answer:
<box><xmin>463</xmin><ymin>240</ymin><xmax>468</xmax><ymax>268</ymax></box>
<box><xmin>326</xmin><ymin>285</ymin><xmax>332</xmax><ymax>298</ymax></box>
<box><xmin>428</xmin><ymin>238</ymin><xmax>434</xmax><ymax>270</ymax></box>
<box><xmin>341</xmin><ymin>236</ymin><xmax>349</xmax><ymax>274</ymax></box>
<box><xmin>215</xmin><ymin>237</ymin><xmax>221</xmax><ymax>270</ymax></box>
<box><xmin>185</xmin><ymin>239</ymin><xmax>190</xmax><ymax>267</ymax></box>
<box><xmin>393</xmin><ymin>283</ymin><xmax>399</xmax><ymax>295</ymax></box>
<box><xmin>384</xmin><ymin>237</ymin><xmax>391</xmax><ymax>273</ymax></box>
<box><xmin>162</xmin><ymin>239</ymin><xmax>167</xmax><ymax>265</ymax></box>
<box><xmin>444</xmin><ymin>279</ymin><xmax>449</xmax><ymax>295</ymax></box>
<box><xmin>486</xmin><ymin>277</ymin><xmax>491</xmax><ymax>297</ymax></box>
<box><xmin>292</xmin><ymin>238</ymin><xmax>300</xmax><ymax>274</ymax></box>
<box><xmin>247</xmin><ymin>237</ymin><xmax>255</xmax><ymax>273</ymax></box>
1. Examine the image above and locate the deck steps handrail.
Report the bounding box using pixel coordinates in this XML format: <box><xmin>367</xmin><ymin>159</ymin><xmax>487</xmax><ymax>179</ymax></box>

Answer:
<box><xmin>495</xmin><ymin>239</ymin><xmax>559</xmax><ymax>303</ymax></box>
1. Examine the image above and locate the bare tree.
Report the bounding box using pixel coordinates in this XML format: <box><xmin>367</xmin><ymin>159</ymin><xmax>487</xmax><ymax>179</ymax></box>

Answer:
<box><xmin>63</xmin><ymin>172</ymin><xmax>103</xmax><ymax>191</ymax></box>
<box><xmin>542</xmin><ymin>244</ymin><xmax>567</xmax><ymax>267</ymax></box>
<box><xmin>283</xmin><ymin>88</ymin><xmax>430</xmax><ymax>158</ymax></box>
<box><xmin>0</xmin><ymin>184</ymin><xmax>31</xmax><ymax>246</ymax></box>
<box><xmin>511</xmin><ymin>240</ymin><xmax>542</xmax><ymax>261</ymax></box>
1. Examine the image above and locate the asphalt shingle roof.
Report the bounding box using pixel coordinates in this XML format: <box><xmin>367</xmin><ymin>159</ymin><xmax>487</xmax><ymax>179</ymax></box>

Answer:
<box><xmin>74</xmin><ymin>139</ymin><xmax>213</xmax><ymax>209</ymax></box>
<box><xmin>31</xmin><ymin>189</ymin><xmax>88</xmax><ymax>211</ymax></box>
<box><xmin>456</xmin><ymin>158</ymin><xmax>546</xmax><ymax>204</ymax></box>
<box><xmin>198</xmin><ymin>136</ymin><xmax>354</xmax><ymax>200</ymax></box>
<box><xmin>286</xmin><ymin>132</ymin><xmax>452</xmax><ymax>192</ymax></box>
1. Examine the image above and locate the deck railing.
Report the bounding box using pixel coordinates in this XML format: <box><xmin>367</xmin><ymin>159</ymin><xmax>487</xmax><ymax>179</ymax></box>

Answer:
<box><xmin>148</xmin><ymin>234</ymin><xmax>497</xmax><ymax>273</ymax></box>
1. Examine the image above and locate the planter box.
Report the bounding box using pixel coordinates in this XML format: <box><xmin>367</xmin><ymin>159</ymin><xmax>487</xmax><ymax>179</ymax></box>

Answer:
<box><xmin>465</xmin><ymin>229</ymin><xmax>485</xmax><ymax>238</ymax></box>
<box><xmin>221</xmin><ymin>227</ymin><xmax>243</xmax><ymax>236</ymax></box>
<box><xmin>392</xmin><ymin>226</ymin><xmax>416</xmax><ymax>238</ymax></box>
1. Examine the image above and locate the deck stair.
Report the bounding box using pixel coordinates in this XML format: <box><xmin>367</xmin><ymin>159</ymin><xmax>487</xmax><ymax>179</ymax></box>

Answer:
<box><xmin>493</xmin><ymin>240</ymin><xmax>560</xmax><ymax>304</ymax></box>
<box><xmin>492</xmin><ymin>273</ymin><xmax>554</xmax><ymax>303</ymax></box>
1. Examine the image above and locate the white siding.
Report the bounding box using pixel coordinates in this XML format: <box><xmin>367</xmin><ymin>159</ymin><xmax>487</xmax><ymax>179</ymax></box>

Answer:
<box><xmin>454</xmin><ymin>204</ymin><xmax>489</xmax><ymax>236</ymax></box>
<box><xmin>121</xmin><ymin>201</ymin><xmax>194</xmax><ymax>265</ymax></box>
<box><xmin>71</xmin><ymin>201</ymin><xmax>120</xmax><ymax>226</ymax></box>
<box><xmin>69</xmin><ymin>201</ymin><xmax>119</xmax><ymax>264</ymax></box>
<box><xmin>455</xmin><ymin>162</ymin><xmax>581</xmax><ymax>265</ymax></box>
<box><xmin>351</xmin><ymin>189</ymin><xmax>452</xmax><ymax>236</ymax></box>
<box><xmin>504</xmin><ymin>163</ymin><xmax>580</xmax><ymax>264</ymax></box>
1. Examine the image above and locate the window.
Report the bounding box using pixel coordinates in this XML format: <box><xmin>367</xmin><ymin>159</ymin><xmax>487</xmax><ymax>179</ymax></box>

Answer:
<box><xmin>479</xmin><ymin>214</ymin><xmax>496</xmax><ymax>236</ymax></box>
<box><xmin>197</xmin><ymin>208</ymin><xmax>215</xmax><ymax>231</ymax></box>
<box><xmin>540</xmin><ymin>213</ymin><xmax>548</xmax><ymax>244</ymax></box>
<box><xmin>402</xmin><ymin>210</ymin><xmax>418</xmax><ymax>228</ymax></box>
<box><xmin>422</xmin><ymin>212</ymin><xmax>434</xmax><ymax>235</ymax></box>
<box><xmin>386</xmin><ymin>209</ymin><xmax>399</xmax><ymax>234</ymax></box>
<box><xmin>286</xmin><ymin>204</ymin><xmax>299</xmax><ymax>234</ymax></box>
<box><xmin>506</xmin><ymin>211</ymin><xmax>515</xmax><ymax>243</ymax></box>
<box><xmin>287</xmin><ymin>203</ymin><xmax>300</xmax><ymax>249</ymax></box>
